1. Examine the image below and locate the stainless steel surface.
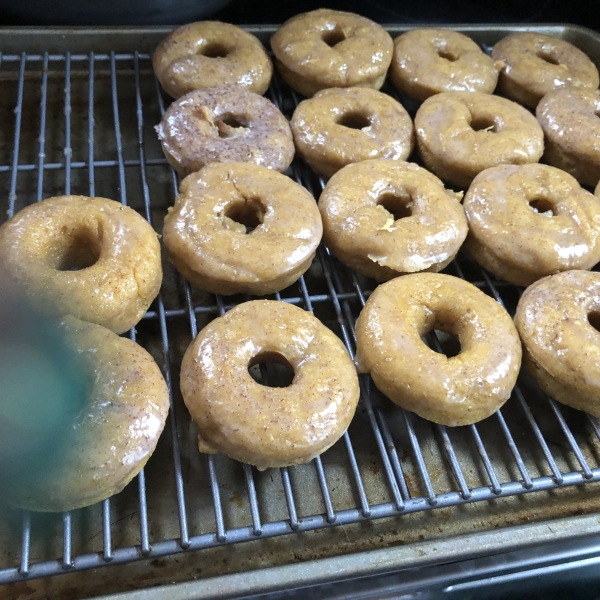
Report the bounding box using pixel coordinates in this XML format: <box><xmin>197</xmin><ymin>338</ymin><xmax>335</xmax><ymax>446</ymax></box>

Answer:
<box><xmin>1</xmin><ymin>23</ymin><xmax>600</xmax><ymax>598</ymax></box>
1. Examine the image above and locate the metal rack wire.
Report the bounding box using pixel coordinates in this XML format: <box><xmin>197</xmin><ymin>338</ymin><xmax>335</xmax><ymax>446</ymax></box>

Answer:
<box><xmin>1</xmin><ymin>40</ymin><xmax>600</xmax><ymax>587</ymax></box>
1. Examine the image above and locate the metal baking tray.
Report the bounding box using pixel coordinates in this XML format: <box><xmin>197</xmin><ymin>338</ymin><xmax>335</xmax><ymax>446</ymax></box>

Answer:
<box><xmin>1</xmin><ymin>23</ymin><xmax>600</xmax><ymax>600</ymax></box>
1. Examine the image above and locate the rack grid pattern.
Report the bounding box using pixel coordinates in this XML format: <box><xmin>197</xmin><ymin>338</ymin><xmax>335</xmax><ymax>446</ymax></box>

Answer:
<box><xmin>1</xmin><ymin>45</ymin><xmax>600</xmax><ymax>586</ymax></box>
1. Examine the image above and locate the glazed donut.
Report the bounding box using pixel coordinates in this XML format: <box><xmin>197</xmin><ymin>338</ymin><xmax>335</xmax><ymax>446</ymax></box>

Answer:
<box><xmin>536</xmin><ymin>88</ymin><xmax>600</xmax><ymax>187</ymax></box>
<box><xmin>390</xmin><ymin>29</ymin><xmax>500</xmax><ymax>102</ymax></box>
<box><xmin>415</xmin><ymin>91</ymin><xmax>544</xmax><ymax>189</ymax></box>
<box><xmin>291</xmin><ymin>87</ymin><xmax>414</xmax><ymax>178</ymax></box>
<box><xmin>270</xmin><ymin>9</ymin><xmax>393</xmax><ymax>98</ymax></box>
<box><xmin>515</xmin><ymin>270</ymin><xmax>600</xmax><ymax>419</ymax></box>
<box><xmin>153</xmin><ymin>22</ymin><xmax>273</xmax><ymax>98</ymax></box>
<box><xmin>156</xmin><ymin>86</ymin><xmax>294</xmax><ymax>176</ymax></box>
<box><xmin>464</xmin><ymin>164</ymin><xmax>600</xmax><ymax>286</ymax></box>
<box><xmin>492</xmin><ymin>32</ymin><xmax>599</xmax><ymax>109</ymax></box>
<box><xmin>163</xmin><ymin>162</ymin><xmax>322</xmax><ymax>295</ymax></box>
<box><xmin>180</xmin><ymin>300</ymin><xmax>360</xmax><ymax>470</ymax></box>
<box><xmin>319</xmin><ymin>159</ymin><xmax>467</xmax><ymax>281</ymax></box>
<box><xmin>0</xmin><ymin>196</ymin><xmax>162</xmax><ymax>334</ymax></box>
<box><xmin>355</xmin><ymin>273</ymin><xmax>522</xmax><ymax>426</ymax></box>
<box><xmin>8</xmin><ymin>316</ymin><xmax>170</xmax><ymax>512</ymax></box>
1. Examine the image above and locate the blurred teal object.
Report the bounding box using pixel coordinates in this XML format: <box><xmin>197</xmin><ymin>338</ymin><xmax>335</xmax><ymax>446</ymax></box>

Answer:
<box><xmin>0</xmin><ymin>287</ymin><xmax>88</xmax><ymax>488</ymax></box>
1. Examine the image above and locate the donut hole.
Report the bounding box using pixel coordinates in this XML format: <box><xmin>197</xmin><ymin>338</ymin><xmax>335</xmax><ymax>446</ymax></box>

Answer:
<box><xmin>248</xmin><ymin>351</ymin><xmax>295</xmax><ymax>388</ymax></box>
<box><xmin>336</xmin><ymin>111</ymin><xmax>372</xmax><ymax>131</ymax></box>
<box><xmin>422</xmin><ymin>319</ymin><xmax>462</xmax><ymax>359</ymax></box>
<box><xmin>51</xmin><ymin>224</ymin><xmax>102</xmax><ymax>271</ymax></box>
<box><xmin>588</xmin><ymin>311</ymin><xmax>600</xmax><ymax>333</ymax></box>
<box><xmin>437</xmin><ymin>48</ymin><xmax>459</xmax><ymax>62</ymax></box>
<box><xmin>199</xmin><ymin>42</ymin><xmax>230</xmax><ymax>59</ymax></box>
<box><xmin>322</xmin><ymin>26</ymin><xmax>346</xmax><ymax>48</ymax></box>
<box><xmin>377</xmin><ymin>192</ymin><xmax>413</xmax><ymax>221</ymax></box>
<box><xmin>224</xmin><ymin>198</ymin><xmax>266</xmax><ymax>234</ymax></box>
<box><xmin>216</xmin><ymin>114</ymin><xmax>248</xmax><ymax>139</ymax></box>
<box><xmin>537</xmin><ymin>51</ymin><xmax>561</xmax><ymax>66</ymax></box>
<box><xmin>470</xmin><ymin>116</ymin><xmax>497</xmax><ymax>133</ymax></box>
<box><xmin>529</xmin><ymin>197</ymin><xmax>556</xmax><ymax>217</ymax></box>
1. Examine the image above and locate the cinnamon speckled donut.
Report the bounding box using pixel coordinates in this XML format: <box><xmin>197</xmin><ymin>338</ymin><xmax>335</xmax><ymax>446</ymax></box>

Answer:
<box><xmin>319</xmin><ymin>159</ymin><xmax>467</xmax><ymax>281</ymax></box>
<box><xmin>180</xmin><ymin>300</ymin><xmax>360</xmax><ymax>470</ymax></box>
<box><xmin>291</xmin><ymin>87</ymin><xmax>414</xmax><ymax>178</ymax></box>
<box><xmin>515</xmin><ymin>270</ymin><xmax>600</xmax><ymax>419</ymax></box>
<box><xmin>153</xmin><ymin>22</ymin><xmax>273</xmax><ymax>98</ymax></box>
<box><xmin>271</xmin><ymin>9</ymin><xmax>393</xmax><ymax>98</ymax></box>
<box><xmin>464</xmin><ymin>164</ymin><xmax>600</xmax><ymax>286</ymax></box>
<box><xmin>156</xmin><ymin>86</ymin><xmax>294</xmax><ymax>175</ymax></box>
<box><xmin>537</xmin><ymin>87</ymin><xmax>600</xmax><ymax>187</ymax></box>
<box><xmin>163</xmin><ymin>162</ymin><xmax>322</xmax><ymax>296</ymax></box>
<box><xmin>0</xmin><ymin>196</ymin><xmax>162</xmax><ymax>334</ymax></box>
<box><xmin>415</xmin><ymin>91</ymin><xmax>544</xmax><ymax>188</ymax></box>
<box><xmin>390</xmin><ymin>29</ymin><xmax>501</xmax><ymax>102</ymax></box>
<box><xmin>492</xmin><ymin>32</ymin><xmax>599</xmax><ymax>109</ymax></box>
<box><xmin>355</xmin><ymin>273</ymin><xmax>522</xmax><ymax>426</ymax></box>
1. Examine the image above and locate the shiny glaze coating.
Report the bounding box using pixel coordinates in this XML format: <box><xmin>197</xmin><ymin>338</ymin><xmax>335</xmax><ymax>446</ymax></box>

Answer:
<box><xmin>464</xmin><ymin>164</ymin><xmax>600</xmax><ymax>287</ymax></box>
<box><xmin>180</xmin><ymin>300</ymin><xmax>360</xmax><ymax>470</ymax></box>
<box><xmin>355</xmin><ymin>273</ymin><xmax>521</xmax><ymax>426</ymax></box>
<box><xmin>492</xmin><ymin>33</ymin><xmax>599</xmax><ymax>109</ymax></box>
<box><xmin>163</xmin><ymin>163</ymin><xmax>322</xmax><ymax>295</ymax></box>
<box><xmin>153</xmin><ymin>22</ymin><xmax>273</xmax><ymax>98</ymax></box>
<box><xmin>415</xmin><ymin>91</ymin><xmax>544</xmax><ymax>189</ymax></box>
<box><xmin>270</xmin><ymin>9</ymin><xmax>393</xmax><ymax>98</ymax></box>
<box><xmin>319</xmin><ymin>159</ymin><xmax>467</xmax><ymax>281</ymax></box>
<box><xmin>9</xmin><ymin>316</ymin><xmax>170</xmax><ymax>512</ymax></box>
<box><xmin>0</xmin><ymin>196</ymin><xmax>161</xmax><ymax>334</ymax></box>
<box><xmin>291</xmin><ymin>87</ymin><xmax>414</xmax><ymax>178</ymax></box>
<box><xmin>515</xmin><ymin>270</ymin><xmax>600</xmax><ymax>419</ymax></box>
<box><xmin>536</xmin><ymin>88</ymin><xmax>600</xmax><ymax>187</ymax></box>
<box><xmin>390</xmin><ymin>29</ymin><xmax>500</xmax><ymax>102</ymax></box>
<box><xmin>155</xmin><ymin>86</ymin><xmax>294</xmax><ymax>176</ymax></box>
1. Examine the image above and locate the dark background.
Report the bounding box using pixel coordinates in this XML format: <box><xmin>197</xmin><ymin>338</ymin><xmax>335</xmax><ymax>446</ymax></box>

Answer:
<box><xmin>0</xmin><ymin>0</ymin><xmax>598</xmax><ymax>29</ymax></box>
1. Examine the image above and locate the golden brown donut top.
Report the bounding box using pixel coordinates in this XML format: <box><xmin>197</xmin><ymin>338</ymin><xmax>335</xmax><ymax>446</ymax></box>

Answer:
<box><xmin>492</xmin><ymin>32</ymin><xmax>599</xmax><ymax>108</ymax></box>
<box><xmin>156</xmin><ymin>86</ymin><xmax>294</xmax><ymax>175</ymax></box>
<box><xmin>515</xmin><ymin>270</ymin><xmax>600</xmax><ymax>400</ymax></box>
<box><xmin>153</xmin><ymin>21</ymin><xmax>273</xmax><ymax>98</ymax></box>
<box><xmin>162</xmin><ymin>163</ymin><xmax>322</xmax><ymax>293</ymax></box>
<box><xmin>180</xmin><ymin>300</ymin><xmax>360</xmax><ymax>470</ymax></box>
<box><xmin>390</xmin><ymin>29</ymin><xmax>500</xmax><ymax>101</ymax></box>
<box><xmin>355</xmin><ymin>273</ymin><xmax>521</xmax><ymax>427</ymax></box>
<box><xmin>415</xmin><ymin>91</ymin><xmax>544</xmax><ymax>188</ymax></box>
<box><xmin>319</xmin><ymin>159</ymin><xmax>467</xmax><ymax>279</ymax></box>
<box><xmin>291</xmin><ymin>87</ymin><xmax>414</xmax><ymax>177</ymax></box>
<box><xmin>464</xmin><ymin>164</ymin><xmax>600</xmax><ymax>281</ymax></box>
<box><xmin>270</xmin><ymin>9</ymin><xmax>392</xmax><ymax>89</ymax></box>
<box><xmin>0</xmin><ymin>195</ymin><xmax>161</xmax><ymax>334</ymax></box>
<box><xmin>9</xmin><ymin>316</ymin><xmax>170</xmax><ymax>512</ymax></box>
<box><xmin>537</xmin><ymin>87</ymin><xmax>600</xmax><ymax>166</ymax></box>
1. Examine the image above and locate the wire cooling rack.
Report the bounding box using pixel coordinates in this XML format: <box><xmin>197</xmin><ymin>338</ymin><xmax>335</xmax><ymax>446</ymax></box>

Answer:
<box><xmin>1</xmin><ymin>38</ymin><xmax>600</xmax><ymax>586</ymax></box>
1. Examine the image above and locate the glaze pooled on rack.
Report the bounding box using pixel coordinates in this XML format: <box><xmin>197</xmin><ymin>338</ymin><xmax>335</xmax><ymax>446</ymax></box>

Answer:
<box><xmin>153</xmin><ymin>21</ymin><xmax>273</xmax><ymax>98</ymax></box>
<box><xmin>180</xmin><ymin>300</ymin><xmax>360</xmax><ymax>470</ymax></box>
<box><xmin>0</xmin><ymin>195</ymin><xmax>162</xmax><ymax>334</ymax></box>
<box><xmin>355</xmin><ymin>273</ymin><xmax>522</xmax><ymax>427</ymax></box>
<box><xmin>156</xmin><ymin>85</ymin><xmax>294</xmax><ymax>175</ymax></box>
<box><xmin>390</xmin><ymin>29</ymin><xmax>501</xmax><ymax>102</ymax></box>
<box><xmin>319</xmin><ymin>159</ymin><xmax>467</xmax><ymax>281</ymax></box>
<box><xmin>464</xmin><ymin>164</ymin><xmax>600</xmax><ymax>286</ymax></box>
<box><xmin>515</xmin><ymin>270</ymin><xmax>600</xmax><ymax>419</ymax></box>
